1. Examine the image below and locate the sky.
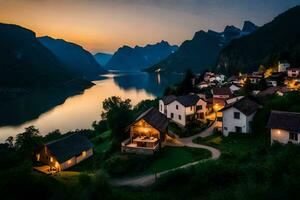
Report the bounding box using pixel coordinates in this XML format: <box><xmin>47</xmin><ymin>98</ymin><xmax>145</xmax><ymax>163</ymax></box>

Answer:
<box><xmin>0</xmin><ymin>0</ymin><xmax>299</xmax><ymax>53</ymax></box>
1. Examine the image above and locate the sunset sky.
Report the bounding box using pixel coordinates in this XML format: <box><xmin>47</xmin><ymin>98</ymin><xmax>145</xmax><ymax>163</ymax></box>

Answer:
<box><xmin>0</xmin><ymin>0</ymin><xmax>299</xmax><ymax>53</ymax></box>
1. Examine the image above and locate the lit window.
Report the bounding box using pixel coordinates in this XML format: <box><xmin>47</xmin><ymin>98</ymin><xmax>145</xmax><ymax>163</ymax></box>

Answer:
<box><xmin>82</xmin><ymin>151</ymin><xmax>87</xmax><ymax>157</ymax></box>
<box><xmin>50</xmin><ymin>157</ymin><xmax>53</xmax><ymax>162</ymax></box>
<box><xmin>36</xmin><ymin>154</ymin><xmax>40</xmax><ymax>161</ymax></box>
<box><xmin>67</xmin><ymin>159</ymin><xmax>72</xmax><ymax>165</ymax></box>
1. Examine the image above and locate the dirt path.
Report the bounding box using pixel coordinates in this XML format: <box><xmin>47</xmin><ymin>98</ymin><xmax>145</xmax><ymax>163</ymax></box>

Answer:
<box><xmin>110</xmin><ymin>120</ymin><xmax>221</xmax><ymax>187</ymax></box>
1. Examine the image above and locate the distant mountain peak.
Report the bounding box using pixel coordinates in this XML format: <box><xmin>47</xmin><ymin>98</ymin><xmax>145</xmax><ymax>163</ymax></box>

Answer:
<box><xmin>242</xmin><ymin>21</ymin><xmax>258</xmax><ymax>33</ymax></box>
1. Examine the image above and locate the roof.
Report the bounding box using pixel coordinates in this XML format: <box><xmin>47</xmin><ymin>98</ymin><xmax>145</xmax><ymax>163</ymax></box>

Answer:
<box><xmin>212</xmin><ymin>87</ymin><xmax>232</xmax><ymax>96</ymax></box>
<box><xmin>136</xmin><ymin>107</ymin><xmax>169</xmax><ymax>133</ymax></box>
<box><xmin>267</xmin><ymin>110</ymin><xmax>300</xmax><ymax>132</ymax></box>
<box><xmin>221</xmin><ymin>97</ymin><xmax>260</xmax><ymax>116</ymax></box>
<box><xmin>176</xmin><ymin>94</ymin><xmax>201</xmax><ymax>107</ymax></box>
<box><xmin>258</xmin><ymin>86</ymin><xmax>291</xmax><ymax>96</ymax></box>
<box><xmin>46</xmin><ymin>133</ymin><xmax>93</xmax><ymax>163</ymax></box>
<box><xmin>161</xmin><ymin>95</ymin><xmax>177</xmax><ymax>105</ymax></box>
<box><xmin>288</xmin><ymin>68</ymin><xmax>300</xmax><ymax>71</ymax></box>
<box><xmin>161</xmin><ymin>94</ymin><xmax>204</xmax><ymax>107</ymax></box>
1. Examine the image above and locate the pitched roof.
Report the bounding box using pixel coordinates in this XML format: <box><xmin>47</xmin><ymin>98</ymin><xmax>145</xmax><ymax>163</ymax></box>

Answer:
<box><xmin>212</xmin><ymin>87</ymin><xmax>232</xmax><ymax>96</ymax></box>
<box><xmin>136</xmin><ymin>107</ymin><xmax>169</xmax><ymax>133</ymax></box>
<box><xmin>176</xmin><ymin>94</ymin><xmax>201</xmax><ymax>107</ymax></box>
<box><xmin>161</xmin><ymin>95</ymin><xmax>177</xmax><ymax>105</ymax></box>
<box><xmin>46</xmin><ymin>133</ymin><xmax>93</xmax><ymax>163</ymax></box>
<box><xmin>267</xmin><ymin>110</ymin><xmax>300</xmax><ymax>132</ymax></box>
<box><xmin>221</xmin><ymin>97</ymin><xmax>260</xmax><ymax>116</ymax></box>
<box><xmin>258</xmin><ymin>86</ymin><xmax>291</xmax><ymax>96</ymax></box>
<box><xmin>161</xmin><ymin>94</ymin><xmax>204</xmax><ymax>107</ymax></box>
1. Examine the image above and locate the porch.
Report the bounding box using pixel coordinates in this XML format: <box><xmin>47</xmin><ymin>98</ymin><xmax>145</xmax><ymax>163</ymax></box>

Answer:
<box><xmin>121</xmin><ymin>137</ymin><xmax>160</xmax><ymax>155</ymax></box>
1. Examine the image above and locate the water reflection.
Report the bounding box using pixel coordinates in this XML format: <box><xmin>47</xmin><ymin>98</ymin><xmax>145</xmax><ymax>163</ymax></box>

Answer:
<box><xmin>0</xmin><ymin>72</ymin><xmax>182</xmax><ymax>141</ymax></box>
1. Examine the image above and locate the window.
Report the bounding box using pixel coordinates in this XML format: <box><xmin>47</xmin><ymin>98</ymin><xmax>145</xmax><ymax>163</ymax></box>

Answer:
<box><xmin>82</xmin><ymin>151</ymin><xmax>87</xmax><ymax>157</ymax></box>
<box><xmin>176</xmin><ymin>105</ymin><xmax>179</xmax><ymax>110</ymax></box>
<box><xmin>289</xmin><ymin>132</ymin><xmax>298</xmax><ymax>141</ymax></box>
<box><xmin>160</xmin><ymin>105</ymin><xmax>162</xmax><ymax>111</ymax></box>
<box><xmin>196</xmin><ymin>105</ymin><xmax>202</xmax><ymax>110</ymax></box>
<box><xmin>171</xmin><ymin>113</ymin><xmax>174</xmax><ymax>119</ymax></box>
<box><xmin>36</xmin><ymin>154</ymin><xmax>40</xmax><ymax>161</ymax></box>
<box><xmin>224</xmin><ymin>127</ymin><xmax>228</xmax><ymax>131</ymax></box>
<box><xmin>178</xmin><ymin>115</ymin><xmax>181</xmax><ymax>120</ymax></box>
<box><xmin>234</xmin><ymin>112</ymin><xmax>240</xmax><ymax>119</ymax></box>
<box><xmin>190</xmin><ymin>106</ymin><xmax>193</xmax><ymax>111</ymax></box>
<box><xmin>50</xmin><ymin>157</ymin><xmax>53</xmax><ymax>162</ymax></box>
<box><xmin>235</xmin><ymin>126</ymin><xmax>242</xmax><ymax>133</ymax></box>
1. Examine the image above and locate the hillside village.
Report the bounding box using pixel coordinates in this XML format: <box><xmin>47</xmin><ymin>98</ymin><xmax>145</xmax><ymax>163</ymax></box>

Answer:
<box><xmin>29</xmin><ymin>60</ymin><xmax>300</xmax><ymax>175</ymax></box>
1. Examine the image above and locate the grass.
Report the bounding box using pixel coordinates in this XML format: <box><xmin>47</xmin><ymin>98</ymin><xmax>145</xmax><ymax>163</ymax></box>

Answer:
<box><xmin>144</xmin><ymin>146</ymin><xmax>211</xmax><ymax>174</ymax></box>
<box><xmin>92</xmin><ymin>130</ymin><xmax>112</xmax><ymax>154</ymax></box>
<box><xmin>193</xmin><ymin>132</ymin><xmax>269</xmax><ymax>155</ymax></box>
<box><xmin>169</xmin><ymin>120</ymin><xmax>211</xmax><ymax>138</ymax></box>
<box><xmin>52</xmin><ymin>171</ymin><xmax>81</xmax><ymax>184</ymax></box>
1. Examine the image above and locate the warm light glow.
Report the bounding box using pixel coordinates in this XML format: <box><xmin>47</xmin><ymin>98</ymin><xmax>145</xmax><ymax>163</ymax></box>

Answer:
<box><xmin>55</xmin><ymin>162</ymin><xmax>59</xmax><ymax>168</ymax></box>
<box><xmin>82</xmin><ymin>151</ymin><xmax>87</xmax><ymax>157</ymax></box>
<box><xmin>277</xmin><ymin>130</ymin><xmax>281</xmax><ymax>135</ymax></box>
<box><xmin>50</xmin><ymin>157</ymin><xmax>53</xmax><ymax>162</ymax></box>
<box><xmin>264</xmin><ymin>68</ymin><xmax>273</xmax><ymax>78</ymax></box>
<box><xmin>67</xmin><ymin>160</ymin><xmax>72</xmax><ymax>165</ymax></box>
<box><xmin>36</xmin><ymin>154</ymin><xmax>40</xmax><ymax>161</ymax></box>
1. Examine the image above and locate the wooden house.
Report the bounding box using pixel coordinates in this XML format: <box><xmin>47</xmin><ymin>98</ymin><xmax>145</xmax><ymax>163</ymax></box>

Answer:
<box><xmin>36</xmin><ymin>133</ymin><xmax>93</xmax><ymax>172</ymax></box>
<box><xmin>122</xmin><ymin>107</ymin><xmax>169</xmax><ymax>155</ymax></box>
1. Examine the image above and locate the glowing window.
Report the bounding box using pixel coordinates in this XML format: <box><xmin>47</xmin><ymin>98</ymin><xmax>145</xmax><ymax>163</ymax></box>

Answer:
<box><xmin>50</xmin><ymin>157</ymin><xmax>53</xmax><ymax>162</ymax></box>
<box><xmin>36</xmin><ymin>154</ymin><xmax>40</xmax><ymax>161</ymax></box>
<box><xmin>67</xmin><ymin>159</ymin><xmax>72</xmax><ymax>165</ymax></box>
<box><xmin>82</xmin><ymin>151</ymin><xmax>87</xmax><ymax>157</ymax></box>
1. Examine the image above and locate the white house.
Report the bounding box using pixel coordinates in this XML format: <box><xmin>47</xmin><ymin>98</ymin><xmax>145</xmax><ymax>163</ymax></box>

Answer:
<box><xmin>287</xmin><ymin>68</ymin><xmax>300</xmax><ymax>78</ymax></box>
<box><xmin>267</xmin><ymin>110</ymin><xmax>300</xmax><ymax>145</ymax></box>
<box><xmin>159</xmin><ymin>94</ymin><xmax>207</xmax><ymax>127</ymax></box>
<box><xmin>278</xmin><ymin>61</ymin><xmax>290</xmax><ymax>72</ymax></box>
<box><xmin>220</xmin><ymin>97</ymin><xmax>260</xmax><ymax>136</ymax></box>
<box><xmin>229</xmin><ymin>84</ymin><xmax>241</xmax><ymax>93</ymax></box>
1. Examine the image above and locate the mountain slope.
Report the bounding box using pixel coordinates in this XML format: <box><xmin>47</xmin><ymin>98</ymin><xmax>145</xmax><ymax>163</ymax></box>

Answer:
<box><xmin>0</xmin><ymin>23</ymin><xmax>75</xmax><ymax>88</ymax></box>
<box><xmin>94</xmin><ymin>52</ymin><xmax>112</xmax><ymax>66</ymax></box>
<box><xmin>146</xmin><ymin>21</ymin><xmax>258</xmax><ymax>73</ymax></box>
<box><xmin>105</xmin><ymin>41</ymin><xmax>178</xmax><ymax>71</ymax></box>
<box><xmin>39</xmin><ymin>36</ymin><xmax>106</xmax><ymax>79</ymax></box>
<box><xmin>216</xmin><ymin>6</ymin><xmax>300</xmax><ymax>75</ymax></box>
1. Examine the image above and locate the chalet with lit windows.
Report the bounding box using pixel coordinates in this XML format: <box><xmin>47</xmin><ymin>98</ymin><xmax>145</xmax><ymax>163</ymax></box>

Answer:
<box><xmin>278</xmin><ymin>60</ymin><xmax>290</xmax><ymax>72</ymax></box>
<box><xmin>211</xmin><ymin>87</ymin><xmax>233</xmax><ymax>110</ymax></box>
<box><xmin>267</xmin><ymin>110</ymin><xmax>300</xmax><ymax>145</ymax></box>
<box><xmin>220</xmin><ymin>97</ymin><xmax>260</xmax><ymax>136</ymax></box>
<box><xmin>122</xmin><ymin>107</ymin><xmax>169</xmax><ymax>155</ymax></box>
<box><xmin>159</xmin><ymin>94</ymin><xmax>207</xmax><ymax>127</ymax></box>
<box><xmin>35</xmin><ymin>133</ymin><xmax>93</xmax><ymax>173</ymax></box>
<box><xmin>287</xmin><ymin>68</ymin><xmax>300</xmax><ymax>78</ymax></box>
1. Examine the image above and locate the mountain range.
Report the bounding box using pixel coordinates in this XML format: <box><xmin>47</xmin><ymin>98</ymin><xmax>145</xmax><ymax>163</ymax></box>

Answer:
<box><xmin>216</xmin><ymin>6</ymin><xmax>300</xmax><ymax>75</ymax></box>
<box><xmin>38</xmin><ymin>36</ymin><xmax>106</xmax><ymax>80</ymax></box>
<box><xmin>94</xmin><ymin>52</ymin><xmax>113</xmax><ymax>66</ymax></box>
<box><xmin>146</xmin><ymin>21</ymin><xmax>258</xmax><ymax>73</ymax></box>
<box><xmin>105</xmin><ymin>41</ymin><xmax>178</xmax><ymax>71</ymax></box>
<box><xmin>0</xmin><ymin>23</ymin><xmax>86</xmax><ymax>89</ymax></box>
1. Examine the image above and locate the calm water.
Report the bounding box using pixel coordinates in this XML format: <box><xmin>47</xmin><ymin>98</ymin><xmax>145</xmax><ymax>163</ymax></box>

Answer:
<box><xmin>0</xmin><ymin>72</ymin><xmax>182</xmax><ymax>142</ymax></box>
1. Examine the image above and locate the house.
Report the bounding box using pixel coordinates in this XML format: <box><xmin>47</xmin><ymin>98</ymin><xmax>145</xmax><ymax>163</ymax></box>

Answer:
<box><xmin>258</xmin><ymin>86</ymin><xmax>291</xmax><ymax>97</ymax></box>
<box><xmin>247</xmin><ymin>73</ymin><xmax>264</xmax><ymax>84</ymax></box>
<box><xmin>121</xmin><ymin>107</ymin><xmax>168</xmax><ymax>155</ymax></box>
<box><xmin>159</xmin><ymin>94</ymin><xmax>207</xmax><ymax>127</ymax></box>
<box><xmin>211</xmin><ymin>87</ymin><xmax>233</xmax><ymax>111</ymax></box>
<box><xmin>225</xmin><ymin>96</ymin><xmax>244</xmax><ymax>105</ymax></box>
<box><xmin>278</xmin><ymin>60</ymin><xmax>290</xmax><ymax>72</ymax></box>
<box><xmin>229</xmin><ymin>84</ymin><xmax>241</xmax><ymax>93</ymax></box>
<box><xmin>287</xmin><ymin>68</ymin><xmax>300</xmax><ymax>78</ymax></box>
<box><xmin>197</xmin><ymin>81</ymin><xmax>209</xmax><ymax>89</ymax></box>
<box><xmin>220</xmin><ymin>97</ymin><xmax>260</xmax><ymax>136</ymax></box>
<box><xmin>36</xmin><ymin>133</ymin><xmax>93</xmax><ymax>172</ymax></box>
<box><xmin>267</xmin><ymin>110</ymin><xmax>300</xmax><ymax>144</ymax></box>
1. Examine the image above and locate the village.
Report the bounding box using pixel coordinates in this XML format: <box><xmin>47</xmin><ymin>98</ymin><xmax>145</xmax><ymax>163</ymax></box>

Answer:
<box><xmin>30</xmin><ymin>60</ymin><xmax>300</xmax><ymax>184</ymax></box>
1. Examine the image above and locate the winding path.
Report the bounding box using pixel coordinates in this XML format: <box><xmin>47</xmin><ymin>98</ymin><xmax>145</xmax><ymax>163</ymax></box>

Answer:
<box><xmin>110</xmin><ymin>120</ymin><xmax>221</xmax><ymax>187</ymax></box>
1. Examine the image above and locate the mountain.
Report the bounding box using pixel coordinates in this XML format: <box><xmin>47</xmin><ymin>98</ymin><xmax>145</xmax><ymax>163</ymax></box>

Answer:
<box><xmin>39</xmin><ymin>36</ymin><xmax>106</xmax><ymax>79</ymax></box>
<box><xmin>216</xmin><ymin>6</ymin><xmax>300</xmax><ymax>75</ymax></box>
<box><xmin>105</xmin><ymin>41</ymin><xmax>178</xmax><ymax>71</ymax></box>
<box><xmin>146</xmin><ymin>21</ymin><xmax>258</xmax><ymax>73</ymax></box>
<box><xmin>94</xmin><ymin>52</ymin><xmax>112</xmax><ymax>66</ymax></box>
<box><xmin>0</xmin><ymin>23</ymin><xmax>84</xmax><ymax>89</ymax></box>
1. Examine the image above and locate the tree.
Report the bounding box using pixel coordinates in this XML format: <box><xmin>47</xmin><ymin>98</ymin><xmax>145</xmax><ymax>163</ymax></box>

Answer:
<box><xmin>15</xmin><ymin>126</ymin><xmax>42</xmax><ymax>157</ymax></box>
<box><xmin>258</xmin><ymin>77</ymin><xmax>268</xmax><ymax>90</ymax></box>
<box><xmin>101</xmin><ymin>96</ymin><xmax>133</xmax><ymax>149</ymax></box>
<box><xmin>5</xmin><ymin>136</ymin><xmax>14</xmax><ymax>148</ymax></box>
<box><xmin>177</xmin><ymin>69</ymin><xmax>195</xmax><ymax>95</ymax></box>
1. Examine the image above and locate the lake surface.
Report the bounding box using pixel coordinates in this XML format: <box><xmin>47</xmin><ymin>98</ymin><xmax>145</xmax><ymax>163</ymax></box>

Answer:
<box><xmin>0</xmin><ymin>72</ymin><xmax>182</xmax><ymax>142</ymax></box>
